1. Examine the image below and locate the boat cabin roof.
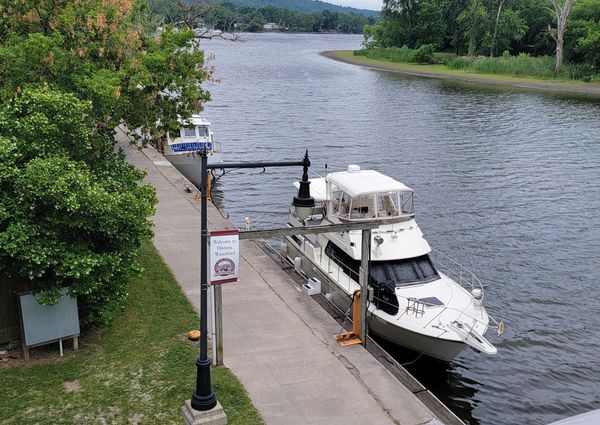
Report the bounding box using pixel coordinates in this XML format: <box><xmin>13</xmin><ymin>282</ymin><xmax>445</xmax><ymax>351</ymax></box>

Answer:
<box><xmin>178</xmin><ymin>114</ymin><xmax>211</xmax><ymax>127</ymax></box>
<box><xmin>327</xmin><ymin>166</ymin><xmax>412</xmax><ymax>197</ymax></box>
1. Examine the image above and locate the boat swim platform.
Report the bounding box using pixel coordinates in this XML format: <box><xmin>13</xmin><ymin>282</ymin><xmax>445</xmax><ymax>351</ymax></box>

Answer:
<box><xmin>118</xmin><ymin>127</ymin><xmax>461</xmax><ymax>425</ymax></box>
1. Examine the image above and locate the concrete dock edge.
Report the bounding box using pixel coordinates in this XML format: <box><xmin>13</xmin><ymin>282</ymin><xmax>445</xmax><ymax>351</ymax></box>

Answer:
<box><xmin>119</xmin><ymin>129</ymin><xmax>462</xmax><ymax>425</ymax></box>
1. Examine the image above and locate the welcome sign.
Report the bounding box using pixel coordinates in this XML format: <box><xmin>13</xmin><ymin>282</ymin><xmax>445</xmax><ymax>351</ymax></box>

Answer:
<box><xmin>209</xmin><ymin>230</ymin><xmax>239</xmax><ymax>285</ymax></box>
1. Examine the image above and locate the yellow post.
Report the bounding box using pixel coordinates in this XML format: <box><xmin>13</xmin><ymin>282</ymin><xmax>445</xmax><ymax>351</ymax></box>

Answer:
<box><xmin>207</xmin><ymin>172</ymin><xmax>213</xmax><ymax>203</ymax></box>
<box><xmin>333</xmin><ymin>290</ymin><xmax>363</xmax><ymax>347</ymax></box>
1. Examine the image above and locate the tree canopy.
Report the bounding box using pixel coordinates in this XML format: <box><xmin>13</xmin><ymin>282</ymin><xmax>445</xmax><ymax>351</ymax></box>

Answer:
<box><xmin>0</xmin><ymin>0</ymin><xmax>214</xmax><ymax>326</ymax></box>
<box><xmin>0</xmin><ymin>88</ymin><xmax>156</xmax><ymax>326</ymax></box>
<box><xmin>0</xmin><ymin>0</ymin><xmax>209</xmax><ymax>136</ymax></box>
<box><xmin>366</xmin><ymin>0</ymin><xmax>600</xmax><ymax>72</ymax></box>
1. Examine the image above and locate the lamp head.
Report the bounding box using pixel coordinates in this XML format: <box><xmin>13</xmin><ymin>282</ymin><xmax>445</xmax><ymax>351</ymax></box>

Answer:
<box><xmin>292</xmin><ymin>150</ymin><xmax>314</xmax><ymax>222</ymax></box>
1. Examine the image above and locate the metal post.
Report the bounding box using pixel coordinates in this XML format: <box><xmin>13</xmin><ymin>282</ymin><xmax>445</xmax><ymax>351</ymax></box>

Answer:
<box><xmin>359</xmin><ymin>229</ymin><xmax>371</xmax><ymax>346</ymax></box>
<box><xmin>190</xmin><ymin>151</ymin><xmax>217</xmax><ymax>411</ymax></box>
<box><xmin>210</xmin><ymin>285</ymin><xmax>216</xmax><ymax>363</ymax></box>
<box><xmin>214</xmin><ymin>285</ymin><xmax>224</xmax><ymax>366</ymax></box>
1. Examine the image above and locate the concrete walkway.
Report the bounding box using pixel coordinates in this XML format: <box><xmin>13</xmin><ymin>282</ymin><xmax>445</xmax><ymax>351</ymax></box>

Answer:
<box><xmin>120</xmin><ymin>130</ymin><xmax>443</xmax><ymax>425</ymax></box>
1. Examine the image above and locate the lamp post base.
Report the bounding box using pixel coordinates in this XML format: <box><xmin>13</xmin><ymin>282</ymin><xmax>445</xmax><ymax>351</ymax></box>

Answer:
<box><xmin>182</xmin><ymin>400</ymin><xmax>227</xmax><ymax>425</ymax></box>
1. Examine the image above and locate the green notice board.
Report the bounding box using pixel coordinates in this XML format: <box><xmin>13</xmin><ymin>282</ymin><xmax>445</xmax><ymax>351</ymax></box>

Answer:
<box><xmin>19</xmin><ymin>288</ymin><xmax>80</xmax><ymax>347</ymax></box>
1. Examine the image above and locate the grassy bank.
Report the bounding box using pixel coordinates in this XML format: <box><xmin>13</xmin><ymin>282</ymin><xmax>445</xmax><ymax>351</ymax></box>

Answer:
<box><xmin>0</xmin><ymin>242</ymin><xmax>263</xmax><ymax>425</ymax></box>
<box><xmin>324</xmin><ymin>50</ymin><xmax>600</xmax><ymax>97</ymax></box>
<box><xmin>355</xmin><ymin>47</ymin><xmax>596</xmax><ymax>81</ymax></box>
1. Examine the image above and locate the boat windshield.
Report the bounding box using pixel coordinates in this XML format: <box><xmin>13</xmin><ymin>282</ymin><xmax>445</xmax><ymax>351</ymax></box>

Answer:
<box><xmin>182</xmin><ymin>127</ymin><xmax>196</xmax><ymax>137</ymax></box>
<box><xmin>371</xmin><ymin>255</ymin><xmax>439</xmax><ymax>288</ymax></box>
<box><xmin>324</xmin><ymin>241</ymin><xmax>438</xmax><ymax>288</ymax></box>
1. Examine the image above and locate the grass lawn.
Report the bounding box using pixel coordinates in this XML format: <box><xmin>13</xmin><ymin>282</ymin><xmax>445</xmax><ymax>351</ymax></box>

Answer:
<box><xmin>0</xmin><ymin>241</ymin><xmax>263</xmax><ymax>425</ymax></box>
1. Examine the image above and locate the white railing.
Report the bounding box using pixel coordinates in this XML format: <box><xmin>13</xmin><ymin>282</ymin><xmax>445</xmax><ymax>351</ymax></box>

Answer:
<box><xmin>429</xmin><ymin>249</ymin><xmax>484</xmax><ymax>302</ymax></box>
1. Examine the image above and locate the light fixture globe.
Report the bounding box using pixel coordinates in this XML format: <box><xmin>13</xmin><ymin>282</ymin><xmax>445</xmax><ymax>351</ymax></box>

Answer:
<box><xmin>292</xmin><ymin>150</ymin><xmax>315</xmax><ymax>221</ymax></box>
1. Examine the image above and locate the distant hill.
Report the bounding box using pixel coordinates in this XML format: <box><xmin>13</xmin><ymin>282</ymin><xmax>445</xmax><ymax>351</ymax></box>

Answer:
<box><xmin>217</xmin><ymin>0</ymin><xmax>380</xmax><ymax>18</ymax></box>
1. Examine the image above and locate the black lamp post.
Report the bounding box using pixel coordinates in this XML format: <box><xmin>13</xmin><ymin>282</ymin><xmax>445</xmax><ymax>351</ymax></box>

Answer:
<box><xmin>189</xmin><ymin>149</ymin><xmax>315</xmax><ymax>413</ymax></box>
<box><xmin>190</xmin><ymin>149</ymin><xmax>217</xmax><ymax>412</ymax></box>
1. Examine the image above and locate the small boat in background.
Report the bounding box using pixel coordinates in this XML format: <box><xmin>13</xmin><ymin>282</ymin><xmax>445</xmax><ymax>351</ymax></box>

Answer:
<box><xmin>156</xmin><ymin>115</ymin><xmax>222</xmax><ymax>187</ymax></box>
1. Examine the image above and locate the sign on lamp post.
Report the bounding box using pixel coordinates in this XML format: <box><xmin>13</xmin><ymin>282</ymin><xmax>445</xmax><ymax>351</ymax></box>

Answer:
<box><xmin>209</xmin><ymin>230</ymin><xmax>239</xmax><ymax>285</ymax></box>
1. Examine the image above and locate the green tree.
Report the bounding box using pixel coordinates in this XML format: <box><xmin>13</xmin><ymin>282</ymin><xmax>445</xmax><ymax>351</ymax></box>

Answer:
<box><xmin>0</xmin><ymin>0</ymin><xmax>209</xmax><ymax>137</ymax></box>
<box><xmin>458</xmin><ymin>0</ymin><xmax>490</xmax><ymax>55</ymax></box>
<box><xmin>0</xmin><ymin>88</ymin><xmax>156</xmax><ymax>326</ymax></box>
<box><xmin>566</xmin><ymin>0</ymin><xmax>600</xmax><ymax>70</ymax></box>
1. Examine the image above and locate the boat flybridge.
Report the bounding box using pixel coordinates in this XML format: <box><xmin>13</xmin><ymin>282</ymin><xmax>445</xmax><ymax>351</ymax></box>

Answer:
<box><xmin>283</xmin><ymin>165</ymin><xmax>497</xmax><ymax>362</ymax></box>
<box><xmin>156</xmin><ymin>115</ymin><xmax>221</xmax><ymax>187</ymax></box>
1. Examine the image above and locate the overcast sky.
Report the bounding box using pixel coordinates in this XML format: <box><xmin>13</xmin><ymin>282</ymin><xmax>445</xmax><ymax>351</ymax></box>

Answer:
<box><xmin>326</xmin><ymin>0</ymin><xmax>383</xmax><ymax>11</ymax></box>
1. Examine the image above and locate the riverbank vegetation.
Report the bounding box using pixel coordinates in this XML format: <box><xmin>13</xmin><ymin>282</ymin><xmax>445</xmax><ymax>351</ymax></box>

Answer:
<box><xmin>0</xmin><ymin>242</ymin><xmax>263</xmax><ymax>425</ymax></box>
<box><xmin>150</xmin><ymin>0</ymin><xmax>377</xmax><ymax>34</ymax></box>
<box><xmin>361</xmin><ymin>0</ymin><xmax>600</xmax><ymax>80</ymax></box>
<box><xmin>0</xmin><ymin>0</ymin><xmax>211</xmax><ymax>326</ymax></box>
<box><xmin>355</xmin><ymin>47</ymin><xmax>595</xmax><ymax>81</ymax></box>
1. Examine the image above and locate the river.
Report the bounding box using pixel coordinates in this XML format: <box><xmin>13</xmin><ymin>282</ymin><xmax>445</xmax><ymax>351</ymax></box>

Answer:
<box><xmin>200</xmin><ymin>33</ymin><xmax>600</xmax><ymax>425</ymax></box>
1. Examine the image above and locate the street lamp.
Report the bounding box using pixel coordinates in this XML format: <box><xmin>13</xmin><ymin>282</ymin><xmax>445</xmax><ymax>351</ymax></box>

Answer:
<box><xmin>292</xmin><ymin>151</ymin><xmax>315</xmax><ymax>221</ymax></box>
<box><xmin>190</xmin><ymin>148</ymin><xmax>218</xmax><ymax>413</ymax></box>
<box><xmin>187</xmin><ymin>149</ymin><xmax>314</xmax><ymax>418</ymax></box>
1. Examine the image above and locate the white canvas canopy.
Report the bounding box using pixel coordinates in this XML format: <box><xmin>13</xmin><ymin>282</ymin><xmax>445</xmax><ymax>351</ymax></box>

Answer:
<box><xmin>327</xmin><ymin>168</ymin><xmax>412</xmax><ymax>197</ymax></box>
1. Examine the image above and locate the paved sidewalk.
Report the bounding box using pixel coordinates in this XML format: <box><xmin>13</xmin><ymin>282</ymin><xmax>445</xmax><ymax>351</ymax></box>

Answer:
<box><xmin>120</xmin><ymin>131</ymin><xmax>443</xmax><ymax>425</ymax></box>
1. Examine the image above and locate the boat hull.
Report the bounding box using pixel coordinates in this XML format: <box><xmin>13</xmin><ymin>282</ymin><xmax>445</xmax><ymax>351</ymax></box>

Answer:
<box><xmin>368</xmin><ymin>313</ymin><xmax>467</xmax><ymax>362</ymax></box>
<box><xmin>163</xmin><ymin>152</ymin><xmax>222</xmax><ymax>187</ymax></box>
<box><xmin>284</xmin><ymin>238</ymin><xmax>468</xmax><ymax>362</ymax></box>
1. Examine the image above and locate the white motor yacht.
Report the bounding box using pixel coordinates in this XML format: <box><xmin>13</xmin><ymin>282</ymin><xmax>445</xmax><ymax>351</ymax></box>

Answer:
<box><xmin>156</xmin><ymin>115</ymin><xmax>222</xmax><ymax>186</ymax></box>
<box><xmin>283</xmin><ymin>165</ymin><xmax>497</xmax><ymax>362</ymax></box>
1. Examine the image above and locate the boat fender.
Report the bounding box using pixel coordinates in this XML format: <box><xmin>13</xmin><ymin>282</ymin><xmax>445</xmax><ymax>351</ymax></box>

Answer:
<box><xmin>293</xmin><ymin>256</ymin><xmax>302</xmax><ymax>272</ymax></box>
<box><xmin>281</xmin><ymin>242</ymin><xmax>288</xmax><ymax>256</ymax></box>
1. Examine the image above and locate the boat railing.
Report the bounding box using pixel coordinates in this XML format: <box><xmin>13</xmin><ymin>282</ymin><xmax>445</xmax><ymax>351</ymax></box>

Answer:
<box><xmin>429</xmin><ymin>249</ymin><xmax>484</xmax><ymax>301</ymax></box>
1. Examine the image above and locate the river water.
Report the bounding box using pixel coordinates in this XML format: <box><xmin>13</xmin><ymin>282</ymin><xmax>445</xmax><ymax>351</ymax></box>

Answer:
<box><xmin>200</xmin><ymin>33</ymin><xmax>600</xmax><ymax>425</ymax></box>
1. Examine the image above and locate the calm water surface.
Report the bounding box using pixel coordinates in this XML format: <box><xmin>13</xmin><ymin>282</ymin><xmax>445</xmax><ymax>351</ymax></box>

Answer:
<box><xmin>200</xmin><ymin>33</ymin><xmax>600</xmax><ymax>425</ymax></box>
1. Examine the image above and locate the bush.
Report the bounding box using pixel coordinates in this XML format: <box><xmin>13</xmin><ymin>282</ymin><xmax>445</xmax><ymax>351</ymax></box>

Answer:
<box><xmin>0</xmin><ymin>88</ymin><xmax>157</xmax><ymax>327</ymax></box>
<box><xmin>353</xmin><ymin>45</ymin><xmax>436</xmax><ymax>64</ymax></box>
<box><xmin>412</xmin><ymin>44</ymin><xmax>435</xmax><ymax>63</ymax></box>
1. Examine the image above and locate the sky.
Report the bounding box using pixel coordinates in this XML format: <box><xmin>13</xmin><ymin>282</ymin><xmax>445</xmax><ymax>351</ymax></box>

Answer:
<box><xmin>324</xmin><ymin>0</ymin><xmax>383</xmax><ymax>11</ymax></box>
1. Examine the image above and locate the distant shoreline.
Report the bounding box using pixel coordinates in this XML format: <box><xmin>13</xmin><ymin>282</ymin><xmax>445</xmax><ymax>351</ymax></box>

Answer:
<box><xmin>322</xmin><ymin>50</ymin><xmax>600</xmax><ymax>98</ymax></box>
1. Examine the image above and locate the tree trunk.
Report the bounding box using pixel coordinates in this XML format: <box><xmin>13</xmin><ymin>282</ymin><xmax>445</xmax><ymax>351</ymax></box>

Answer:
<box><xmin>490</xmin><ymin>0</ymin><xmax>505</xmax><ymax>57</ymax></box>
<box><xmin>468</xmin><ymin>32</ymin><xmax>477</xmax><ymax>56</ymax></box>
<box><xmin>555</xmin><ymin>37</ymin><xmax>564</xmax><ymax>71</ymax></box>
<box><xmin>548</xmin><ymin>0</ymin><xmax>574</xmax><ymax>72</ymax></box>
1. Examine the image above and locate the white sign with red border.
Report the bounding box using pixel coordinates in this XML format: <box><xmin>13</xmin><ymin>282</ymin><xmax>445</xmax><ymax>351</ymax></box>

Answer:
<box><xmin>209</xmin><ymin>229</ymin><xmax>239</xmax><ymax>285</ymax></box>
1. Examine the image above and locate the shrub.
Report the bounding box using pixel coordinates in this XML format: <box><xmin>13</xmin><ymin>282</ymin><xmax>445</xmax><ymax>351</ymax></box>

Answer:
<box><xmin>412</xmin><ymin>44</ymin><xmax>435</xmax><ymax>63</ymax></box>
<box><xmin>0</xmin><ymin>88</ymin><xmax>157</xmax><ymax>327</ymax></box>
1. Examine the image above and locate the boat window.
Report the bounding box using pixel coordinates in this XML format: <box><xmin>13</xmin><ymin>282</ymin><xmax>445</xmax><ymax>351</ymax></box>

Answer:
<box><xmin>376</xmin><ymin>192</ymin><xmax>400</xmax><ymax>217</ymax></box>
<box><xmin>400</xmin><ymin>192</ymin><xmax>414</xmax><ymax>214</ymax></box>
<box><xmin>371</xmin><ymin>255</ymin><xmax>438</xmax><ymax>287</ymax></box>
<box><xmin>181</xmin><ymin>127</ymin><xmax>196</xmax><ymax>137</ymax></box>
<box><xmin>197</xmin><ymin>126</ymin><xmax>208</xmax><ymax>137</ymax></box>
<box><xmin>331</xmin><ymin>186</ymin><xmax>350</xmax><ymax>218</ymax></box>
<box><xmin>350</xmin><ymin>194</ymin><xmax>374</xmax><ymax>219</ymax></box>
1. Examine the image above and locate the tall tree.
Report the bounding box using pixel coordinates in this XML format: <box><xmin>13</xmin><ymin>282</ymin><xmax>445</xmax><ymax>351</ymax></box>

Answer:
<box><xmin>548</xmin><ymin>0</ymin><xmax>575</xmax><ymax>70</ymax></box>
<box><xmin>458</xmin><ymin>0</ymin><xmax>490</xmax><ymax>55</ymax></box>
<box><xmin>490</xmin><ymin>0</ymin><xmax>506</xmax><ymax>56</ymax></box>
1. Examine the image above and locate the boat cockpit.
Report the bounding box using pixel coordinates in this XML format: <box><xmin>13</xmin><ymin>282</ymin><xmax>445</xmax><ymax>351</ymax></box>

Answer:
<box><xmin>329</xmin><ymin>188</ymin><xmax>414</xmax><ymax>221</ymax></box>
